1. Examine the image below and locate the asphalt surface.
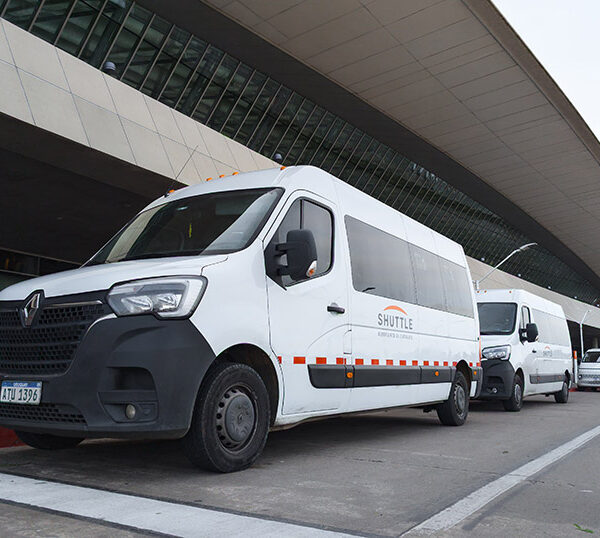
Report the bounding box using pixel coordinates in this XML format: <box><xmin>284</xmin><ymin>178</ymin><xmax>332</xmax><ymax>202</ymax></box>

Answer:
<box><xmin>0</xmin><ymin>391</ymin><xmax>599</xmax><ymax>537</ymax></box>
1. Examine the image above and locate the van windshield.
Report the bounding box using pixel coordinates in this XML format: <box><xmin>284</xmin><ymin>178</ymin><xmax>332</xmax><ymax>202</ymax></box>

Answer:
<box><xmin>583</xmin><ymin>351</ymin><xmax>600</xmax><ymax>363</ymax></box>
<box><xmin>477</xmin><ymin>302</ymin><xmax>517</xmax><ymax>335</ymax></box>
<box><xmin>89</xmin><ymin>188</ymin><xmax>283</xmax><ymax>264</ymax></box>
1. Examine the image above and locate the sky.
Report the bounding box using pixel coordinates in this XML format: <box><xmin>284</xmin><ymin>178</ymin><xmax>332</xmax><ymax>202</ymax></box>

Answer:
<box><xmin>492</xmin><ymin>0</ymin><xmax>600</xmax><ymax>139</ymax></box>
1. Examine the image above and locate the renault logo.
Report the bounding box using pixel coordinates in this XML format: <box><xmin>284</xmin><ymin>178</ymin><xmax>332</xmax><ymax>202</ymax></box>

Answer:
<box><xmin>20</xmin><ymin>292</ymin><xmax>42</xmax><ymax>328</ymax></box>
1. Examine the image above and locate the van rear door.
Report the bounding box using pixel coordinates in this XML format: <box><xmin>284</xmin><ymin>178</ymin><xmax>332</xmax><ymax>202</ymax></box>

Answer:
<box><xmin>264</xmin><ymin>193</ymin><xmax>351</xmax><ymax>415</ymax></box>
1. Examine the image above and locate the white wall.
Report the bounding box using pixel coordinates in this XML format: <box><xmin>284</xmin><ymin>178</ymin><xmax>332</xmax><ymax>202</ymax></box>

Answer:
<box><xmin>0</xmin><ymin>19</ymin><xmax>276</xmax><ymax>185</ymax></box>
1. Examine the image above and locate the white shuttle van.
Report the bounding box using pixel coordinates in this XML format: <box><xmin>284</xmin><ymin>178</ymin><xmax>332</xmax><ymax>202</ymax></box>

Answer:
<box><xmin>578</xmin><ymin>349</ymin><xmax>600</xmax><ymax>389</ymax></box>
<box><xmin>0</xmin><ymin>166</ymin><xmax>481</xmax><ymax>472</ymax></box>
<box><xmin>476</xmin><ymin>289</ymin><xmax>572</xmax><ymax>411</ymax></box>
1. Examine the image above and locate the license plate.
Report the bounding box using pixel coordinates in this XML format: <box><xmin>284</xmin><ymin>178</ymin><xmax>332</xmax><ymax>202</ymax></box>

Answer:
<box><xmin>0</xmin><ymin>381</ymin><xmax>42</xmax><ymax>405</ymax></box>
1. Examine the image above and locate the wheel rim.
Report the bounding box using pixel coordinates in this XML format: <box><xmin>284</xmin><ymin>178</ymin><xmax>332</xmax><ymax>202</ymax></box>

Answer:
<box><xmin>514</xmin><ymin>382</ymin><xmax>522</xmax><ymax>405</ymax></box>
<box><xmin>215</xmin><ymin>385</ymin><xmax>256</xmax><ymax>452</ymax></box>
<box><xmin>455</xmin><ymin>384</ymin><xmax>467</xmax><ymax>418</ymax></box>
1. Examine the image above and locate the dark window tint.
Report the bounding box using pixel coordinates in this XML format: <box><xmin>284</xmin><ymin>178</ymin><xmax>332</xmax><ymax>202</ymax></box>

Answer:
<box><xmin>582</xmin><ymin>351</ymin><xmax>600</xmax><ymax>363</ymax></box>
<box><xmin>410</xmin><ymin>244</ymin><xmax>445</xmax><ymax>311</ymax></box>
<box><xmin>270</xmin><ymin>199</ymin><xmax>333</xmax><ymax>286</ymax></box>
<box><xmin>345</xmin><ymin>216</ymin><xmax>416</xmax><ymax>303</ymax></box>
<box><xmin>477</xmin><ymin>303</ymin><xmax>517</xmax><ymax>335</ymax></box>
<box><xmin>440</xmin><ymin>258</ymin><xmax>474</xmax><ymax>317</ymax></box>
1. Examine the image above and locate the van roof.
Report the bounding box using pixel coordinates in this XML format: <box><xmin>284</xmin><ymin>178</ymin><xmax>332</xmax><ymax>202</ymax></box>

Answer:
<box><xmin>145</xmin><ymin>165</ymin><xmax>467</xmax><ymax>267</ymax></box>
<box><xmin>476</xmin><ymin>288</ymin><xmax>565</xmax><ymax>317</ymax></box>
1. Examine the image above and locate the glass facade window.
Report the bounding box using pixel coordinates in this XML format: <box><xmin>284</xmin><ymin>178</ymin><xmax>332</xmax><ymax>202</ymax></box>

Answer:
<box><xmin>1</xmin><ymin>0</ymin><xmax>599</xmax><ymax>304</ymax></box>
<box><xmin>0</xmin><ymin>248</ymin><xmax>79</xmax><ymax>290</ymax></box>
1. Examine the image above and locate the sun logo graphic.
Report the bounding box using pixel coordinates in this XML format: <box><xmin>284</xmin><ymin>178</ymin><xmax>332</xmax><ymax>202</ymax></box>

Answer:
<box><xmin>377</xmin><ymin>305</ymin><xmax>414</xmax><ymax>330</ymax></box>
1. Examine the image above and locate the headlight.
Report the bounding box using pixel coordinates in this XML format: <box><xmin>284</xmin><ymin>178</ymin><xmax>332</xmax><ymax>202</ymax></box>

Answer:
<box><xmin>482</xmin><ymin>345</ymin><xmax>511</xmax><ymax>360</ymax></box>
<box><xmin>108</xmin><ymin>276</ymin><xmax>206</xmax><ymax>319</ymax></box>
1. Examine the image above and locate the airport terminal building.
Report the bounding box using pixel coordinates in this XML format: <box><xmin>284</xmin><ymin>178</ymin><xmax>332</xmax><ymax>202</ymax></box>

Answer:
<box><xmin>1</xmin><ymin>0</ymin><xmax>600</xmax><ymax>348</ymax></box>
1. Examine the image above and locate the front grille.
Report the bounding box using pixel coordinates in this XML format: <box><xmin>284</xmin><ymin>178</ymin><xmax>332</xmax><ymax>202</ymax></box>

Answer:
<box><xmin>0</xmin><ymin>403</ymin><xmax>86</xmax><ymax>424</ymax></box>
<box><xmin>0</xmin><ymin>299</ymin><xmax>111</xmax><ymax>376</ymax></box>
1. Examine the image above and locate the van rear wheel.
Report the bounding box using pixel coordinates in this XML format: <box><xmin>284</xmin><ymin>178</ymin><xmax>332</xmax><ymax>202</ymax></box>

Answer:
<box><xmin>502</xmin><ymin>373</ymin><xmax>524</xmax><ymax>412</ymax></box>
<box><xmin>15</xmin><ymin>431</ymin><xmax>84</xmax><ymax>450</ymax></box>
<box><xmin>182</xmin><ymin>362</ymin><xmax>270</xmax><ymax>473</ymax></box>
<box><xmin>437</xmin><ymin>371</ymin><xmax>469</xmax><ymax>426</ymax></box>
<box><xmin>554</xmin><ymin>378</ymin><xmax>569</xmax><ymax>404</ymax></box>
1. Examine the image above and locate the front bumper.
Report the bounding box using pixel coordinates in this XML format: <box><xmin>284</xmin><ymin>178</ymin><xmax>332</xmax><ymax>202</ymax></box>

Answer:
<box><xmin>578</xmin><ymin>372</ymin><xmax>600</xmax><ymax>388</ymax></box>
<box><xmin>470</xmin><ymin>366</ymin><xmax>483</xmax><ymax>398</ymax></box>
<box><xmin>478</xmin><ymin>359</ymin><xmax>515</xmax><ymax>400</ymax></box>
<box><xmin>0</xmin><ymin>314</ymin><xmax>215</xmax><ymax>439</ymax></box>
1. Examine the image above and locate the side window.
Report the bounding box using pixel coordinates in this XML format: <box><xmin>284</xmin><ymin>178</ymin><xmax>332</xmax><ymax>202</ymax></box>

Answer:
<box><xmin>345</xmin><ymin>216</ymin><xmax>416</xmax><ymax>303</ymax></box>
<box><xmin>439</xmin><ymin>258</ymin><xmax>474</xmax><ymax>318</ymax></box>
<box><xmin>270</xmin><ymin>198</ymin><xmax>333</xmax><ymax>286</ymax></box>
<box><xmin>532</xmin><ymin>309</ymin><xmax>548</xmax><ymax>342</ymax></box>
<box><xmin>410</xmin><ymin>244</ymin><xmax>445</xmax><ymax>311</ymax></box>
<box><xmin>302</xmin><ymin>200</ymin><xmax>333</xmax><ymax>277</ymax></box>
<box><xmin>521</xmin><ymin>306</ymin><xmax>531</xmax><ymax>329</ymax></box>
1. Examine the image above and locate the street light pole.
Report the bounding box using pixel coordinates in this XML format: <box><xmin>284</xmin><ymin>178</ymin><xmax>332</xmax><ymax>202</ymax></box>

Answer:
<box><xmin>580</xmin><ymin>309</ymin><xmax>591</xmax><ymax>358</ymax></box>
<box><xmin>474</xmin><ymin>243</ymin><xmax>537</xmax><ymax>290</ymax></box>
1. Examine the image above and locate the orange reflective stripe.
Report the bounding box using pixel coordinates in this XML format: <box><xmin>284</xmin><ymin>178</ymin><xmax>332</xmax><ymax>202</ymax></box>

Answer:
<box><xmin>336</xmin><ymin>357</ymin><xmax>346</xmax><ymax>365</ymax></box>
<box><xmin>316</xmin><ymin>357</ymin><xmax>327</xmax><ymax>364</ymax></box>
<box><xmin>386</xmin><ymin>359</ymin><xmax>394</xmax><ymax>366</ymax></box>
<box><xmin>293</xmin><ymin>356</ymin><xmax>306</xmax><ymax>364</ymax></box>
<box><xmin>423</xmin><ymin>361</ymin><xmax>429</xmax><ymax>366</ymax></box>
<box><xmin>412</xmin><ymin>360</ymin><xmax>418</xmax><ymax>366</ymax></box>
<box><xmin>355</xmin><ymin>358</ymin><xmax>364</xmax><ymax>365</ymax></box>
<box><xmin>371</xmin><ymin>359</ymin><xmax>379</xmax><ymax>365</ymax></box>
<box><xmin>434</xmin><ymin>361</ymin><xmax>439</xmax><ymax>366</ymax></box>
<box><xmin>400</xmin><ymin>360</ymin><xmax>407</xmax><ymax>366</ymax></box>
<box><xmin>277</xmin><ymin>356</ymin><xmax>282</xmax><ymax>364</ymax></box>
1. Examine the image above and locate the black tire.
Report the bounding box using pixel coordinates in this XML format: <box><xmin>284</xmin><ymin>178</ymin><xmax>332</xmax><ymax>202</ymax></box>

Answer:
<box><xmin>554</xmin><ymin>378</ymin><xmax>569</xmax><ymax>403</ymax></box>
<box><xmin>182</xmin><ymin>362</ymin><xmax>270</xmax><ymax>473</ymax></box>
<box><xmin>437</xmin><ymin>371</ymin><xmax>469</xmax><ymax>426</ymax></box>
<box><xmin>15</xmin><ymin>431</ymin><xmax>84</xmax><ymax>450</ymax></box>
<box><xmin>502</xmin><ymin>373</ymin><xmax>524</xmax><ymax>412</ymax></box>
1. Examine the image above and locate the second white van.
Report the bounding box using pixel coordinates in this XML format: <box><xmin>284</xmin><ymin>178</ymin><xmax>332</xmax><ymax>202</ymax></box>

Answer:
<box><xmin>0</xmin><ymin>165</ymin><xmax>481</xmax><ymax>472</ymax></box>
<box><xmin>477</xmin><ymin>289</ymin><xmax>572</xmax><ymax>411</ymax></box>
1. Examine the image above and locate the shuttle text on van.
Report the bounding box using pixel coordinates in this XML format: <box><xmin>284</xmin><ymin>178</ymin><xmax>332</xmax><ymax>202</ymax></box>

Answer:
<box><xmin>377</xmin><ymin>305</ymin><xmax>414</xmax><ymax>331</ymax></box>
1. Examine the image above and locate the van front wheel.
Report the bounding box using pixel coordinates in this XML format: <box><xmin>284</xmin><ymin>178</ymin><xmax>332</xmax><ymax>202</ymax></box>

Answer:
<box><xmin>437</xmin><ymin>371</ymin><xmax>469</xmax><ymax>426</ymax></box>
<box><xmin>182</xmin><ymin>362</ymin><xmax>270</xmax><ymax>473</ymax></box>
<box><xmin>554</xmin><ymin>378</ymin><xmax>569</xmax><ymax>404</ymax></box>
<box><xmin>502</xmin><ymin>373</ymin><xmax>524</xmax><ymax>412</ymax></box>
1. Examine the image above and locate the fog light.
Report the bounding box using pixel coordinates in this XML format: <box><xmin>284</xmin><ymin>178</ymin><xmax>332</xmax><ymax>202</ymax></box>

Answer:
<box><xmin>125</xmin><ymin>404</ymin><xmax>136</xmax><ymax>420</ymax></box>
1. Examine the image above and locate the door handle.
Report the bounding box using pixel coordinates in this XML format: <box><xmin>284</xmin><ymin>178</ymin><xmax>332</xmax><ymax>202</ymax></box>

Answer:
<box><xmin>532</xmin><ymin>349</ymin><xmax>537</xmax><ymax>353</ymax></box>
<box><xmin>327</xmin><ymin>303</ymin><xmax>345</xmax><ymax>314</ymax></box>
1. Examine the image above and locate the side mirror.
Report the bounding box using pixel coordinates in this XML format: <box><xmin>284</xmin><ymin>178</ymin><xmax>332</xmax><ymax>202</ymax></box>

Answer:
<box><xmin>275</xmin><ymin>229</ymin><xmax>317</xmax><ymax>282</ymax></box>
<box><xmin>524</xmin><ymin>322</ymin><xmax>538</xmax><ymax>343</ymax></box>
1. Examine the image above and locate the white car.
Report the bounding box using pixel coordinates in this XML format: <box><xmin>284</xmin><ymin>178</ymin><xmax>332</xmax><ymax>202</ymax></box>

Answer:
<box><xmin>477</xmin><ymin>289</ymin><xmax>572</xmax><ymax>411</ymax></box>
<box><xmin>578</xmin><ymin>349</ymin><xmax>600</xmax><ymax>390</ymax></box>
<box><xmin>0</xmin><ymin>165</ymin><xmax>481</xmax><ymax>472</ymax></box>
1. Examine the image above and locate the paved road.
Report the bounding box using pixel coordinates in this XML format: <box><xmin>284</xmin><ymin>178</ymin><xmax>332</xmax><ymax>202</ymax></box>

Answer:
<box><xmin>0</xmin><ymin>391</ymin><xmax>599</xmax><ymax>537</ymax></box>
